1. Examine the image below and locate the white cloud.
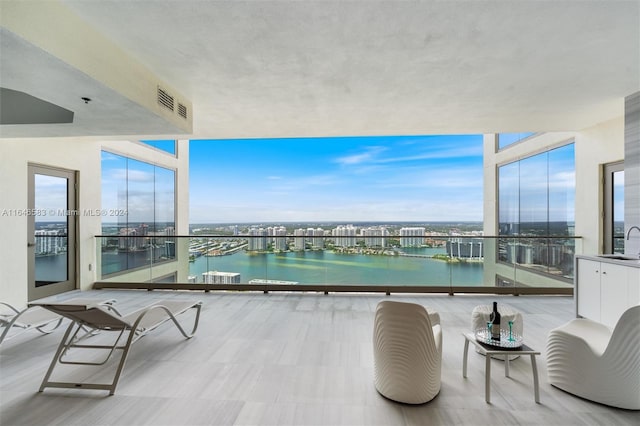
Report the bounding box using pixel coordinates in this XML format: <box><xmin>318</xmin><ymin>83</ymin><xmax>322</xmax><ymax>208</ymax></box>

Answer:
<box><xmin>334</xmin><ymin>146</ymin><xmax>387</xmax><ymax>166</ymax></box>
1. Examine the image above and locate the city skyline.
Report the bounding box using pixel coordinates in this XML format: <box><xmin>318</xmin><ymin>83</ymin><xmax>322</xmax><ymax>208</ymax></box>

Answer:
<box><xmin>189</xmin><ymin>134</ymin><xmax>484</xmax><ymax>223</ymax></box>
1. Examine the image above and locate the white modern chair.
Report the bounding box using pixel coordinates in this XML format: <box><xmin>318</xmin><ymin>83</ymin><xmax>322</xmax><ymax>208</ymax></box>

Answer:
<box><xmin>373</xmin><ymin>300</ymin><xmax>442</xmax><ymax>404</ymax></box>
<box><xmin>546</xmin><ymin>305</ymin><xmax>640</xmax><ymax>410</ymax></box>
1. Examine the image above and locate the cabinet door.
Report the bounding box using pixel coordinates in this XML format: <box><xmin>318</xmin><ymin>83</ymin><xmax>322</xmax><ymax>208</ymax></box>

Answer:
<box><xmin>577</xmin><ymin>259</ymin><xmax>601</xmax><ymax>321</ymax></box>
<box><xmin>600</xmin><ymin>263</ymin><xmax>630</xmax><ymax>328</ymax></box>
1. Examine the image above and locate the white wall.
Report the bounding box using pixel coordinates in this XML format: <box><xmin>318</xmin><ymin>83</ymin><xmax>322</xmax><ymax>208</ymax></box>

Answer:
<box><xmin>574</xmin><ymin>117</ymin><xmax>625</xmax><ymax>254</ymax></box>
<box><xmin>624</xmin><ymin>92</ymin><xmax>640</xmax><ymax>256</ymax></box>
<box><xmin>0</xmin><ymin>138</ymin><xmax>189</xmax><ymax>306</ymax></box>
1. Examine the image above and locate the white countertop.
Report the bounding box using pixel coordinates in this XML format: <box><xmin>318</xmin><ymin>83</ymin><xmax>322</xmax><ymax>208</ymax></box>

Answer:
<box><xmin>577</xmin><ymin>254</ymin><xmax>640</xmax><ymax>268</ymax></box>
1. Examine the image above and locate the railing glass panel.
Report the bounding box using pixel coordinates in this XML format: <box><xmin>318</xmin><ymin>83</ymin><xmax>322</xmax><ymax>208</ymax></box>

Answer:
<box><xmin>95</xmin><ymin>235</ymin><xmax>579</xmax><ymax>292</ymax></box>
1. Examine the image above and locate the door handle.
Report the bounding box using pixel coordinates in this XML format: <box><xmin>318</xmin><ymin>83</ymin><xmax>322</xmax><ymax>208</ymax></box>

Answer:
<box><xmin>27</xmin><ymin>242</ymin><xmax>35</xmax><ymax>247</ymax></box>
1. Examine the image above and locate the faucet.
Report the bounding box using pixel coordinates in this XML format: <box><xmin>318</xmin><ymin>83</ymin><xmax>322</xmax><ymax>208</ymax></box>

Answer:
<box><xmin>627</xmin><ymin>226</ymin><xmax>640</xmax><ymax>239</ymax></box>
<box><xmin>627</xmin><ymin>226</ymin><xmax>640</xmax><ymax>257</ymax></box>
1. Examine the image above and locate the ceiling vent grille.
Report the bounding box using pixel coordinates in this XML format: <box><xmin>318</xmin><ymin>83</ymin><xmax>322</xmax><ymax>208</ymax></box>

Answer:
<box><xmin>157</xmin><ymin>86</ymin><xmax>174</xmax><ymax>111</ymax></box>
<box><xmin>177</xmin><ymin>103</ymin><xmax>188</xmax><ymax>119</ymax></box>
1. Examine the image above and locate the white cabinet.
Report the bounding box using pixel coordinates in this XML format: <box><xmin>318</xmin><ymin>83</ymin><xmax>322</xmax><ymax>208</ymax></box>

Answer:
<box><xmin>576</xmin><ymin>259</ymin><xmax>602</xmax><ymax>322</ymax></box>
<box><xmin>576</xmin><ymin>257</ymin><xmax>640</xmax><ymax>328</ymax></box>
<box><xmin>600</xmin><ymin>263</ymin><xmax>634</xmax><ymax>328</ymax></box>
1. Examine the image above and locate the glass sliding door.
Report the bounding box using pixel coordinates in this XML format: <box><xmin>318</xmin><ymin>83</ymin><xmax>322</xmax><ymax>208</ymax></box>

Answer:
<box><xmin>28</xmin><ymin>164</ymin><xmax>76</xmax><ymax>301</ymax></box>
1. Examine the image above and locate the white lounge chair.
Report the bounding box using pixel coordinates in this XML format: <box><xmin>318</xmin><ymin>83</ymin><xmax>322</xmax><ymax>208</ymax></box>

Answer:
<box><xmin>546</xmin><ymin>305</ymin><xmax>640</xmax><ymax>410</ymax></box>
<box><xmin>1</xmin><ymin>298</ymin><xmax>117</xmax><ymax>345</ymax></box>
<box><xmin>0</xmin><ymin>303</ymin><xmax>63</xmax><ymax>345</ymax></box>
<box><xmin>33</xmin><ymin>299</ymin><xmax>202</xmax><ymax>395</ymax></box>
<box><xmin>373</xmin><ymin>300</ymin><xmax>442</xmax><ymax>404</ymax></box>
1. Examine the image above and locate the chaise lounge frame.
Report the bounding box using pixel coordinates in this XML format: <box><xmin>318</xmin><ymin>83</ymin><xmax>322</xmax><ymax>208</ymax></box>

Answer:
<box><xmin>0</xmin><ymin>303</ymin><xmax>63</xmax><ymax>345</ymax></box>
<box><xmin>33</xmin><ymin>299</ymin><xmax>202</xmax><ymax>395</ymax></box>
<box><xmin>1</xmin><ymin>298</ymin><xmax>117</xmax><ymax>345</ymax></box>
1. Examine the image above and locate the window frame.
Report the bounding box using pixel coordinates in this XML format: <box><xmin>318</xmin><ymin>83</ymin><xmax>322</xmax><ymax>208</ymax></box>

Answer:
<box><xmin>603</xmin><ymin>160</ymin><xmax>624</xmax><ymax>254</ymax></box>
<box><xmin>138</xmin><ymin>139</ymin><xmax>177</xmax><ymax>156</ymax></box>
<box><xmin>496</xmin><ymin>132</ymin><xmax>538</xmax><ymax>152</ymax></box>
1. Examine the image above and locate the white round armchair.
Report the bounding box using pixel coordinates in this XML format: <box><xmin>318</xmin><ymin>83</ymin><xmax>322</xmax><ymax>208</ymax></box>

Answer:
<box><xmin>546</xmin><ymin>305</ymin><xmax>640</xmax><ymax>410</ymax></box>
<box><xmin>373</xmin><ymin>301</ymin><xmax>442</xmax><ymax>404</ymax></box>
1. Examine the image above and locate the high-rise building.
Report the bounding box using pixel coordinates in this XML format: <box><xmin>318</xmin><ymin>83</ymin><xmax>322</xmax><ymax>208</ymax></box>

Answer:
<box><xmin>273</xmin><ymin>226</ymin><xmax>287</xmax><ymax>251</ymax></box>
<box><xmin>118</xmin><ymin>227</ymin><xmax>146</xmax><ymax>251</ymax></box>
<box><xmin>312</xmin><ymin>227</ymin><xmax>325</xmax><ymax>249</ymax></box>
<box><xmin>293</xmin><ymin>228</ymin><xmax>306</xmax><ymax>250</ymax></box>
<box><xmin>400</xmin><ymin>227</ymin><xmax>425</xmax><ymax>247</ymax></box>
<box><xmin>333</xmin><ymin>225</ymin><xmax>357</xmax><ymax>247</ymax></box>
<box><xmin>34</xmin><ymin>229</ymin><xmax>65</xmax><ymax>255</ymax></box>
<box><xmin>362</xmin><ymin>226</ymin><xmax>389</xmax><ymax>247</ymax></box>
<box><xmin>304</xmin><ymin>227</ymin><xmax>326</xmax><ymax>249</ymax></box>
<box><xmin>306</xmin><ymin>228</ymin><xmax>315</xmax><ymax>249</ymax></box>
<box><xmin>446</xmin><ymin>238</ymin><xmax>484</xmax><ymax>259</ymax></box>
<box><xmin>247</xmin><ymin>227</ymin><xmax>268</xmax><ymax>251</ymax></box>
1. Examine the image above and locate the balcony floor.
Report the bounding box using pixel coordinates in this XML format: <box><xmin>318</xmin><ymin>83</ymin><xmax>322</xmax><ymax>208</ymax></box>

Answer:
<box><xmin>1</xmin><ymin>290</ymin><xmax>637</xmax><ymax>425</ymax></box>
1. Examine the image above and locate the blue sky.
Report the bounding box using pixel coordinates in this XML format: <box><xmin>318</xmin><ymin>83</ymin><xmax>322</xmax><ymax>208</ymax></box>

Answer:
<box><xmin>189</xmin><ymin>135</ymin><xmax>484</xmax><ymax>223</ymax></box>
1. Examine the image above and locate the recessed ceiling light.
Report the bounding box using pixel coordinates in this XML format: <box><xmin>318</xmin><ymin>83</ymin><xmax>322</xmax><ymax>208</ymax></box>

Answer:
<box><xmin>81</xmin><ymin>97</ymin><xmax>91</xmax><ymax>104</ymax></box>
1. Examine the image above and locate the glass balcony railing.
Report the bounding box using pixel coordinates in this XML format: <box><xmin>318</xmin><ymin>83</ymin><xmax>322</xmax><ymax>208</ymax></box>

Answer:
<box><xmin>95</xmin><ymin>235</ymin><xmax>581</xmax><ymax>294</ymax></box>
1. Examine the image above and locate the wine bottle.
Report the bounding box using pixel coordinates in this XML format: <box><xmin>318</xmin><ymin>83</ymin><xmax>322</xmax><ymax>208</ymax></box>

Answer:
<box><xmin>490</xmin><ymin>301</ymin><xmax>501</xmax><ymax>341</ymax></box>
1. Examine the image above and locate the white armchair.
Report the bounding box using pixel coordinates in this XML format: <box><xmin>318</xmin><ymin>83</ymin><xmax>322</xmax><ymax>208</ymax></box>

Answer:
<box><xmin>546</xmin><ymin>305</ymin><xmax>640</xmax><ymax>410</ymax></box>
<box><xmin>373</xmin><ymin>301</ymin><xmax>442</xmax><ymax>404</ymax></box>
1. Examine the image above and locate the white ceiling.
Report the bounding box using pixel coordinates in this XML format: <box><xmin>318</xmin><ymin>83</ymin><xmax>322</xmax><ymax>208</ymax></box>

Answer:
<box><xmin>2</xmin><ymin>0</ymin><xmax>640</xmax><ymax>139</ymax></box>
<box><xmin>0</xmin><ymin>28</ymin><xmax>190</xmax><ymax>138</ymax></box>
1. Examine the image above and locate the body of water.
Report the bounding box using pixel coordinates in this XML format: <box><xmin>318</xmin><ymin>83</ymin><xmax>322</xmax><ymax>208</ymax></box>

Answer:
<box><xmin>189</xmin><ymin>248</ymin><xmax>484</xmax><ymax>286</ymax></box>
<box><xmin>35</xmin><ymin>254</ymin><xmax>67</xmax><ymax>284</ymax></box>
<box><xmin>44</xmin><ymin>247</ymin><xmax>484</xmax><ymax>286</ymax></box>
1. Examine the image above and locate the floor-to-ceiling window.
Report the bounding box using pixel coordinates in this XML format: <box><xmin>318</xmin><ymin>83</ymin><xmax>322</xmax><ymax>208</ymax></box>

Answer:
<box><xmin>498</xmin><ymin>143</ymin><xmax>575</xmax><ymax>281</ymax></box>
<box><xmin>100</xmin><ymin>151</ymin><xmax>176</xmax><ymax>277</ymax></box>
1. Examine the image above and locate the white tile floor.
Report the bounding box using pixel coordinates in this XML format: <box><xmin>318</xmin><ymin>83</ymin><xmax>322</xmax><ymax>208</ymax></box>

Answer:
<box><xmin>1</xmin><ymin>290</ymin><xmax>638</xmax><ymax>425</ymax></box>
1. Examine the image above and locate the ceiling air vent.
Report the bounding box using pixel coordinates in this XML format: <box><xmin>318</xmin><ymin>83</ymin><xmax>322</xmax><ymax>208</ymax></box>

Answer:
<box><xmin>177</xmin><ymin>102</ymin><xmax>188</xmax><ymax>119</ymax></box>
<box><xmin>157</xmin><ymin>86</ymin><xmax>174</xmax><ymax>111</ymax></box>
